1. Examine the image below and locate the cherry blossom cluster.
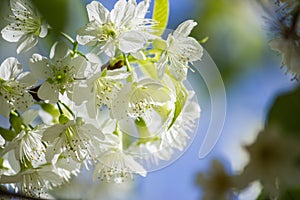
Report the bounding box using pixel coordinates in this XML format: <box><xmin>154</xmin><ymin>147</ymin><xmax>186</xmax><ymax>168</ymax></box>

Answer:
<box><xmin>0</xmin><ymin>0</ymin><xmax>202</xmax><ymax>198</ymax></box>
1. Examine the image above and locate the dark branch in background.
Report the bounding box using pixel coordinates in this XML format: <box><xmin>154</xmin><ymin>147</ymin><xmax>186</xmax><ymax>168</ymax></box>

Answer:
<box><xmin>29</xmin><ymin>85</ymin><xmax>42</xmax><ymax>102</ymax></box>
<box><xmin>101</xmin><ymin>60</ymin><xmax>125</xmax><ymax>71</ymax></box>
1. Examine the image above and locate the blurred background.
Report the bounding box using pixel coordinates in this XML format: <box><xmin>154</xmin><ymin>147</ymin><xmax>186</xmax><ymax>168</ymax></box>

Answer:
<box><xmin>0</xmin><ymin>0</ymin><xmax>297</xmax><ymax>199</ymax></box>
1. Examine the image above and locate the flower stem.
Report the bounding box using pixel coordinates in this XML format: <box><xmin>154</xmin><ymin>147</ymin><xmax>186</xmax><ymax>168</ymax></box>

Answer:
<box><xmin>56</xmin><ymin>102</ymin><xmax>63</xmax><ymax>115</ymax></box>
<box><xmin>60</xmin><ymin>32</ymin><xmax>75</xmax><ymax>44</ymax></box>
<box><xmin>123</xmin><ymin>54</ymin><xmax>132</xmax><ymax>72</ymax></box>
<box><xmin>59</xmin><ymin>100</ymin><xmax>75</xmax><ymax>118</ymax></box>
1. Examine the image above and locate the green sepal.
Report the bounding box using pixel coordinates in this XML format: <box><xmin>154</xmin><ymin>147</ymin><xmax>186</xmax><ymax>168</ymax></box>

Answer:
<box><xmin>59</xmin><ymin>114</ymin><xmax>70</xmax><ymax>125</ymax></box>
<box><xmin>0</xmin><ymin>158</ymin><xmax>9</xmax><ymax>171</ymax></box>
<box><xmin>135</xmin><ymin>117</ymin><xmax>151</xmax><ymax>138</ymax></box>
<box><xmin>168</xmin><ymin>82</ymin><xmax>188</xmax><ymax>129</ymax></box>
<box><xmin>0</xmin><ymin>127</ymin><xmax>17</xmax><ymax>141</ymax></box>
<box><xmin>39</xmin><ymin>102</ymin><xmax>60</xmax><ymax>122</ymax></box>
<box><xmin>9</xmin><ymin>112</ymin><xmax>24</xmax><ymax>134</ymax></box>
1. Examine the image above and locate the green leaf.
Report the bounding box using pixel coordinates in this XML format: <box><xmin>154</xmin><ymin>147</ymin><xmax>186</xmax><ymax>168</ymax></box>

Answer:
<box><xmin>152</xmin><ymin>0</ymin><xmax>170</xmax><ymax>36</ymax></box>
<box><xmin>168</xmin><ymin>82</ymin><xmax>188</xmax><ymax>129</ymax></box>
<box><xmin>31</xmin><ymin>0</ymin><xmax>68</xmax><ymax>32</ymax></box>
<box><xmin>0</xmin><ymin>127</ymin><xmax>17</xmax><ymax>141</ymax></box>
<box><xmin>267</xmin><ymin>86</ymin><xmax>300</xmax><ymax>136</ymax></box>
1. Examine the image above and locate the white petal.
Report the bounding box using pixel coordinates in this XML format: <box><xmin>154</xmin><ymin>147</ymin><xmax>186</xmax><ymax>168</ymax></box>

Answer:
<box><xmin>16</xmin><ymin>34</ymin><xmax>38</xmax><ymax>54</ymax></box>
<box><xmin>135</xmin><ymin>0</ymin><xmax>150</xmax><ymax>18</ymax></box>
<box><xmin>1</xmin><ymin>24</ymin><xmax>24</xmax><ymax>42</ymax></box>
<box><xmin>15</xmin><ymin>92</ymin><xmax>34</xmax><ymax>112</ymax></box>
<box><xmin>69</xmin><ymin>56</ymin><xmax>87</xmax><ymax>74</ymax></box>
<box><xmin>157</xmin><ymin>53</ymin><xmax>168</xmax><ymax>79</ymax></box>
<box><xmin>18</xmin><ymin>72</ymin><xmax>36</xmax><ymax>86</ymax></box>
<box><xmin>106</xmin><ymin>68</ymin><xmax>130</xmax><ymax>80</ymax></box>
<box><xmin>179</xmin><ymin>37</ymin><xmax>203</xmax><ymax>61</ymax></box>
<box><xmin>39</xmin><ymin>20</ymin><xmax>48</xmax><ymax>38</ymax></box>
<box><xmin>43</xmin><ymin>124</ymin><xmax>65</xmax><ymax>142</ymax></box>
<box><xmin>119</xmin><ymin>31</ymin><xmax>147</xmax><ymax>53</ymax></box>
<box><xmin>173</xmin><ymin>20</ymin><xmax>197</xmax><ymax>39</ymax></box>
<box><xmin>10</xmin><ymin>0</ymin><xmax>34</xmax><ymax>17</ymax></box>
<box><xmin>131</xmin><ymin>51</ymin><xmax>146</xmax><ymax>60</ymax></box>
<box><xmin>76</xmin><ymin>23</ymin><xmax>99</xmax><ymax>46</ymax></box>
<box><xmin>71</xmin><ymin>83</ymin><xmax>92</xmax><ymax>105</ymax></box>
<box><xmin>102</xmin><ymin>39</ymin><xmax>116</xmax><ymax>57</ymax></box>
<box><xmin>124</xmin><ymin>153</ymin><xmax>147</xmax><ymax>177</ymax></box>
<box><xmin>50</xmin><ymin>42</ymin><xmax>70</xmax><ymax>62</ymax></box>
<box><xmin>0</xmin><ymin>57</ymin><xmax>22</xmax><ymax>80</ymax></box>
<box><xmin>0</xmin><ymin>96</ymin><xmax>11</xmax><ymax>118</ymax></box>
<box><xmin>79</xmin><ymin>123</ymin><xmax>104</xmax><ymax>140</ymax></box>
<box><xmin>111</xmin><ymin>0</ymin><xmax>135</xmax><ymax>27</ymax></box>
<box><xmin>38</xmin><ymin>82</ymin><xmax>59</xmax><ymax>103</ymax></box>
<box><xmin>29</xmin><ymin>54</ymin><xmax>51</xmax><ymax>80</ymax></box>
<box><xmin>111</xmin><ymin>83</ymin><xmax>132</xmax><ymax>120</ymax></box>
<box><xmin>0</xmin><ymin>135</ymin><xmax>5</xmax><ymax>147</ymax></box>
<box><xmin>86</xmin><ymin>1</ymin><xmax>109</xmax><ymax>24</ymax></box>
<box><xmin>22</xmin><ymin>109</ymin><xmax>39</xmax><ymax>125</ymax></box>
<box><xmin>169</xmin><ymin>57</ymin><xmax>188</xmax><ymax>81</ymax></box>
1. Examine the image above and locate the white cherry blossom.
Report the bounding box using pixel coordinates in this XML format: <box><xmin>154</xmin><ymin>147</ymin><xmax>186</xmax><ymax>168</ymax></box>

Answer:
<box><xmin>0</xmin><ymin>164</ymin><xmax>64</xmax><ymax>198</ymax></box>
<box><xmin>1</xmin><ymin>0</ymin><xmax>48</xmax><ymax>54</ymax></box>
<box><xmin>93</xmin><ymin>133</ymin><xmax>146</xmax><ymax>183</ymax></box>
<box><xmin>29</xmin><ymin>42</ymin><xmax>87</xmax><ymax>103</ymax></box>
<box><xmin>42</xmin><ymin>117</ymin><xmax>104</xmax><ymax>162</ymax></box>
<box><xmin>72</xmin><ymin>66</ymin><xmax>129</xmax><ymax>117</ymax></box>
<box><xmin>0</xmin><ymin>128</ymin><xmax>46</xmax><ymax>168</ymax></box>
<box><xmin>157</xmin><ymin>20</ymin><xmax>203</xmax><ymax>81</ymax></box>
<box><xmin>76</xmin><ymin>0</ymin><xmax>153</xmax><ymax>57</ymax></box>
<box><xmin>0</xmin><ymin>57</ymin><xmax>36</xmax><ymax>118</ymax></box>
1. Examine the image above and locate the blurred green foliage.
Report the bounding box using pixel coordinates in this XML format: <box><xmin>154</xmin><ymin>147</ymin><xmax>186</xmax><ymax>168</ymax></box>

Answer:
<box><xmin>193</xmin><ymin>0</ymin><xmax>266</xmax><ymax>82</ymax></box>
<box><xmin>267</xmin><ymin>86</ymin><xmax>300</xmax><ymax>135</ymax></box>
<box><xmin>32</xmin><ymin>0</ymin><xmax>68</xmax><ymax>32</ymax></box>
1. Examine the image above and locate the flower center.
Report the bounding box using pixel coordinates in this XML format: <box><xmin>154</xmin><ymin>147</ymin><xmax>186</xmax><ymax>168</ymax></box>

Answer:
<box><xmin>97</xmin><ymin>23</ymin><xmax>117</xmax><ymax>42</ymax></box>
<box><xmin>128</xmin><ymin>87</ymin><xmax>154</xmax><ymax>120</ymax></box>
<box><xmin>48</xmin><ymin>65</ymin><xmax>75</xmax><ymax>92</ymax></box>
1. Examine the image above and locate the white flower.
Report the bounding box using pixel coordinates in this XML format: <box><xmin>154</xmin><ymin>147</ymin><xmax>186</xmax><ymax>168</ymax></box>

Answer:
<box><xmin>18</xmin><ymin>165</ymin><xmax>64</xmax><ymax>198</ymax></box>
<box><xmin>269</xmin><ymin>37</ymin><xmax>300</xmax><ymax>78</ymax></box>
<box><xmin>93</xmin><ymin>134</ymin><xmax>147</xmax><ymax>183</ymax></box>
<box><xmin>196</xmin><ymin>159</ymin><xmax>236</xmax><ymax>200</ymax></box>
<box><xmin>72</xmin><ymin>66</ymin><xmax>129</xmax><ymax>117</ymax></box>
<box><xmin>161</xmin><ymin>91</ymin><xmax>200</xmax><ymax>153</ymax></box>
<box><xmin>157</xmin><ymin>20</ymin><xmax>203</xmax><ymax>81</ymax></box>
<box><xmin>0</xmin><ymin>128</ymin><xmax>46</xmax><ymax>168</ymax></box>
<box><xmin>0</xmin><ymin>57</ymin><xmax>36</xmax><ymax>118</ymax></box>
<box><xmin>42</xmin><ymin>117</ymin><xmax>104</xmax><ymax>162</ymax></box>
<box><xmin>110</xmin><ymin>78</ymin><xmax>175</xmax><ymax>138</ymax></box>
<box><xmin>76</xmin><ymin>0</ymin><xmax>153</xmax><ymax>57</ymax></box>
<box><xmin>111</xmin><ymin>78</ymin><xmax>172</xmax><ymax>121</ymax></box>
<box><xmin>128</xmin><ymin>91</ymin><xmax>200</xmax><ymax>166</ymax></box>
<box><xmin>1</xmin><ymin>0</ymin><xmax>48</xmax><ymax>54</ymax></box>
<box><xmin>29</xmin><ymin>42</ymin><xmax>87</xmax><ymax>103</ymax></box>
<box><xmin>239</xmin><ymin>127</ymin><xmax>300</xmax><ymax>197</ymax></box>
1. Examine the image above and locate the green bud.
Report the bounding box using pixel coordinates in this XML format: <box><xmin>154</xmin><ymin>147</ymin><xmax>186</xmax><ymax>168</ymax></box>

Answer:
<box><xmin>59</xmin><ymin>114</ymin><xmax>70</xmax><ymax>125</ymax></box>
